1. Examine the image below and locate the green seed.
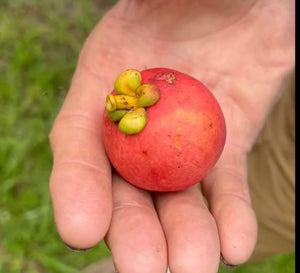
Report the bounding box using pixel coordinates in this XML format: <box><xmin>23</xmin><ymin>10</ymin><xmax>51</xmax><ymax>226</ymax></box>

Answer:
<box><xmin>118</xmin><ymin>108</ymin><xmax>147</xmax><ymax>134</ymax></box>
<box><xmin>107</xmin><ymin>109</ymin><xmax>128</xmax><ymax>121</ymax></box>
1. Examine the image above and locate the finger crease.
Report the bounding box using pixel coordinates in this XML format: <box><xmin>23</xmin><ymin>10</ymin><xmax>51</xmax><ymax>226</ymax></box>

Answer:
<box><xmin>113</xmin><ymin>202</ymin><xmax>153</xmax><ymax>212</ymax></box>
<box><xmin>211</xmin><ymin>166</ymin><xmax>246</xmax><ymax>181</ymax></box>
<box><xmin>216</xmin><ymin>190</ymin><xmax>252</xmax><ymax>206</ymax></box>
<box><xmin>55</xmin><ymin>159</ymin><xmax>110</xmax><ymax>176</ymax></box>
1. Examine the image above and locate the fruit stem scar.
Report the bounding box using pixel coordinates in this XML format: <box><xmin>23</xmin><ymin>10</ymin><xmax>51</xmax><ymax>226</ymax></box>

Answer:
<box><xmin>155</xmin><ymin>73</ymin><xmax>176</xmax><ymax>84</ymax></box>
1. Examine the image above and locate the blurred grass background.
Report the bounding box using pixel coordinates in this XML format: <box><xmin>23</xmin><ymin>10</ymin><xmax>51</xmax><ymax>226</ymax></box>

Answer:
<box><xmin>0</xmin><ymin>0</ymin><xmax>295</xmax><ymax>272</ymax></box>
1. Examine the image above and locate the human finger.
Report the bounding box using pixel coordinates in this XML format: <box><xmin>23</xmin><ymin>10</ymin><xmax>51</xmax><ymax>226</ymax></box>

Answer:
<box><xmin>201</xmin><ymin>144</ymin><xmax>257</xmax><ymax>266</ymax></box>
<box><xmin>105</xmin><ymin>174</ymin><xmax>168</xmax><ymax>273</ymax></box>
<box><xmin>49</xmin><ymin>65</ymin><xmax>112</xmax><ymax>249</ymax></box>
<box><xmin>155</xmin><ymin>185</ymin><xmax>220</xmax><ymax>273</ymax></box>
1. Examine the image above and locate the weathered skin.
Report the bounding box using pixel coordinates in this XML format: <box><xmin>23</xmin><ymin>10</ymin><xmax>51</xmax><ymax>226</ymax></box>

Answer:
<box><xmin>102</xmin><ymin>68</ymin><xmax>226</xmax><ymax>191</ymax></box>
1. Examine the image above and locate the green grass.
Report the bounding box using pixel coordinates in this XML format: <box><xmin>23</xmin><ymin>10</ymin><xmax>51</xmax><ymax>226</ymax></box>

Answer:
<box><xmin>0</xmin><ymin>1</ymin><xmax>295</xmax><ymax>272</ymax></box>
<box><xmin>0</xmin><ymin>1</ymin><xmax>111</xmax><ymax>272</ymax></box>
<box><xmin>219</xmin><ymin>252</ymin><xmax>295</xmax><ymax>273</ymax></box>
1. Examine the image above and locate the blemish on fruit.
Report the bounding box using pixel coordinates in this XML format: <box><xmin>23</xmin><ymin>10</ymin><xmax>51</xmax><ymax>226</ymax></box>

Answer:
<box><xmin>174</xmin><ymin>134</ymin><xmax>182</xmax><ymax>151</ymax></box>
<box><xmin>155</xmin><ymin>73</ymin><xmax>176</xmax><ymax>84</ymax></box>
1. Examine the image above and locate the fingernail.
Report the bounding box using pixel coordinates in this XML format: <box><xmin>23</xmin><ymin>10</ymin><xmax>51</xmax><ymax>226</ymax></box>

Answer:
<box><xmin>64</xmin><ymin>243</ymin><xmax>93</xmax><ymax>252</ymax></box>
<box><xmin>221</xmin><ymin>255</ymin><xmax>239</xmax><ymax>268</ymax></box>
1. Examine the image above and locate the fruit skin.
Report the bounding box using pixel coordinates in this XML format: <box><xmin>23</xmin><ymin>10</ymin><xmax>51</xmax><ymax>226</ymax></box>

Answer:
<box><xmin>102</xmin><ymin>68</ymin><xmax>226</xmax><ymax>192</ymax></box>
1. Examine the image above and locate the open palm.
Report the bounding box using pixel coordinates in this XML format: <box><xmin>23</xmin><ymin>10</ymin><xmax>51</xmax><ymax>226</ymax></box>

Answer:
<box><xmin>49</xmin><ymin>0</ymin><xmax>295</xmax><ymax>272</ymax></box>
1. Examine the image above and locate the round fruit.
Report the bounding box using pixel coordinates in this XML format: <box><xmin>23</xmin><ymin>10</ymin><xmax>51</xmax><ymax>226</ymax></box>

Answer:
<box><xmin>102</xmin><ymin>68</ymin><xmax>226</xmax><ymax>192</ymax></box>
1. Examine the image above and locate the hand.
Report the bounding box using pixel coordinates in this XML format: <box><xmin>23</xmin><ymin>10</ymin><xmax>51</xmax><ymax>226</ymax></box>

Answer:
<box><xmin>49</xmin><ymin>0</ymin><xmax>295</xmax><ymax>272</ymax></box>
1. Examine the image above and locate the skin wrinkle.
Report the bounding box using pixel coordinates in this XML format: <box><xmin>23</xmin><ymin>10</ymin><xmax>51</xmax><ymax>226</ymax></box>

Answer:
<box><xmin>157</xmin><ymin>199</ymin><xmax>208</xmax><ymax>218</ymax></box>
<box><xmin>49</xmin><ymin>110</ymin><xmax>103</xmax><ymax>153</ymax></box>
<box><xmin>203</xmin><ymin>169</ymin><xmax>251</xmax><ymax>203</ymax></box>
<box><xmin>195</xmin><ymin>77</ymin><xmax>290</xmax><ymax>144</ymax></box>
<box><xmin>51</xmin><ymin>110</ymin><xmax>102</xmax><ymax>131</ymax></box>
<box><xmin>52</xmin><ymin>152</ymin><xmax>109</xmax><ymax>175</ymax></box>
<box><xmin>209</xmin><ymin>166</ymin><xmax>246</xmax><ymax>184</ymax></box>
<box><xmin>112</xmin><ymin>201</ymin><xmax>155</xmax><ymax>212</ymax></box>
<box><xmin>225</xmin><ymin>141</ymin><xmax>251</xmax><ymax>154</ymax></box>
<box><xmin>163</xmin><ymin>207</ymin><xmax>213</xmax><ymax>233</ymax></box>
<box><xmin>217</xmin><ymin>191</ymin><xmax>252</xmax><ymax>208</ymax></box>
<box><xmin>214</xmin><ymin>147</ymin><xmax>248</xmax><ymax>172</ymax></box>
<box><xmin>68</xmin><ymin>65</ymin><xmax>111</xmax><ymax>111</ymax></box>
<box><xmin>202</xmin><ymin>72</ymin><xmax>288</xmax><ymax>141</ymax></box>
<box><xmin>225</xmin><ymin>97</ymin><xmax>263</xmax><ymax>140</ymax></box>
<box><xmin>204</xmin><ymin>70</ymin><xmax>267</xmax><ymax>101</ymax></box>
<box><xmin>154</xmin><ymin>187</ymin><xmax>214</xmax><ymax>230</ymax></box>
<box><xmin>79</xmin><ymin>62</ymin><xmax>111</xmax><ymax>89</ymax></box>
<box><xmin>54</xmin><ymin>114</ymin><xmax>100</xmax><ymax>133</ymax></box>
<box><xmin>113</xmin><ymin>0</ymin><xmax>258</xmax><ymax>42</ymax></box>
<box><xmin>50</xmin><ymin>161</ymin><xmax>111</xmax><ymax>200</ymax></box>
<box><xmin>221</xmin><ymin>101</ymin><xmax>259</xmax><ymax>148</ymax></box>
<box><xmin>53</xmin><ymin>159</ymin><xmax>111</xmax><ymax>177</ymax></box>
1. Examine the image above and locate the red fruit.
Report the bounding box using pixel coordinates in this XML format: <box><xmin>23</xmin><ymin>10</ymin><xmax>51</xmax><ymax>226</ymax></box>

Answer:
<box><xmin>102</xmin><ymin>68</ymin><xmax>226</xmax><ymax>192</ymax></box>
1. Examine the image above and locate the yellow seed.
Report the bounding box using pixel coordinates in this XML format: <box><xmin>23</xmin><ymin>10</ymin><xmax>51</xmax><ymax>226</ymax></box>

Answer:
<box><xmin>105</xmin><ymin>94</ymin><xmax>117</xmax><ymax>111</ymax></box>
<box><xmin>118</xmin><ymin>108</ymin><xmax>147</xmax><ymax>135</ymax></box>
<box><xmin>136</xmin><ymin>84</ymin><xmax>160</xmax><ymax>108</ymax></box>
<box><xmin>114</xmin><ymin>95</ymin><xmax>138</xmax><ymax>109</ymax></box>
<box><xmin>105</xmin><ymin>94</ymin><xmax>138</xmax><ymax>112</ymax></box>
<box><xmin>114</xmin><ymin>69</ymin><xmax>142</xmax><ymax>96</ymax></box>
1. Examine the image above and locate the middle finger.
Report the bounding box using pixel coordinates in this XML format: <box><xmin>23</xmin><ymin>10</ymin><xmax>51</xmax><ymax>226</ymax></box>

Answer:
<box><xmin>106</xmin><ymin>174</ymin><xmax>167</xmax><ymax>273</ymax></box>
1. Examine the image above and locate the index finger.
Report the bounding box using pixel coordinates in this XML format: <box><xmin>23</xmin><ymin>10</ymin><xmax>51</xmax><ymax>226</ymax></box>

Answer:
<box><xmin>49</xmin><ymin>63</ymin><xmax>112</xmax><ymax>250</ymax></box>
